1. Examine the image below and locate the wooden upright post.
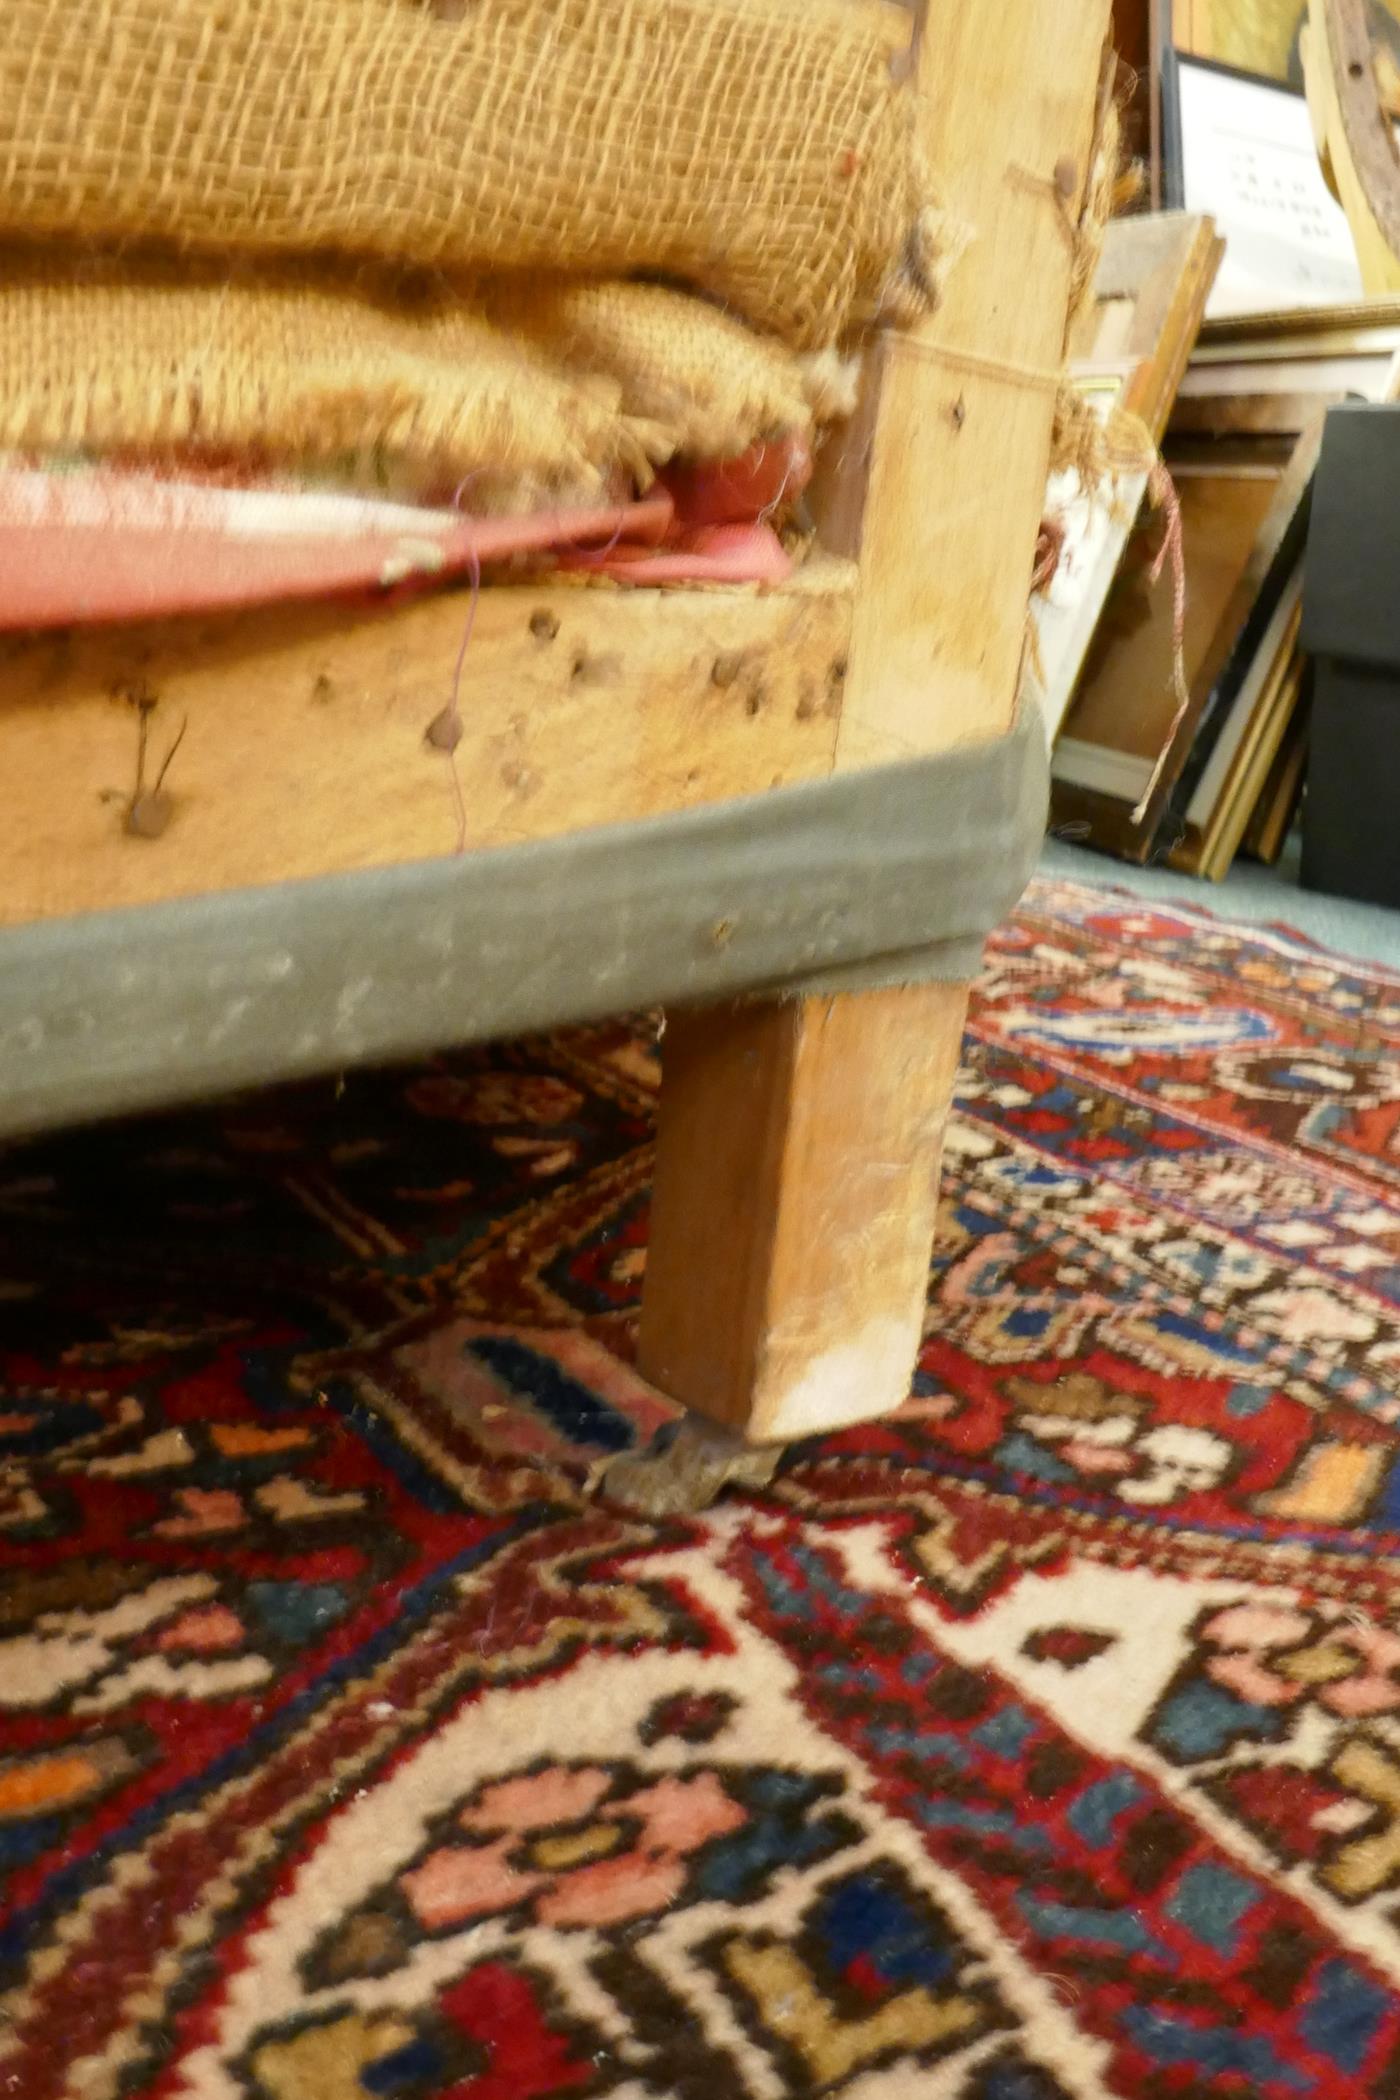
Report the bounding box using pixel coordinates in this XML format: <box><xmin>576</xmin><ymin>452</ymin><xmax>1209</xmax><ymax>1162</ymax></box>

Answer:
<box><xmin>638</xmin><ymin>0</ymin><xmax>1115</xmax><ymax>1441</ymax></box>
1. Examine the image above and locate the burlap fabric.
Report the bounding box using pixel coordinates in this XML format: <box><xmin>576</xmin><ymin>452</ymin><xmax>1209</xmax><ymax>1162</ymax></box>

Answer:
<box><xmin>0</xmin><ymin>0</ymin><xmax>940</xmax><ymax>353</ymax></box>
<box><xmin>482</xmin><ymin>279</ymin><xmax>819</xmax><ymax>466</ymax></box>
<box><xmin>0</xmin><ymin>250</ymin><xmax>841</xmax><ymax>501</ymax></box>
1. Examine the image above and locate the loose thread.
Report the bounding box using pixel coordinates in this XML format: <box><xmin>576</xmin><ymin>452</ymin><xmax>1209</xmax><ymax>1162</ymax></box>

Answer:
<box><xmin>876</xmin><ymin>331</ymin><xmax>1063</xmax><ymax>397</ymax></box>
<box><xmin>125</xmin><ymin>699</ymin><xmax>188</xmax><ymax>839</ymax></box>
<box><xmin>1031</xmin><ymin>515</ymin><xmax>1067</xmax><ymax>596</ymax></box>
<box><xmin>554</xmin><ymin>498</ymin><xmax>642</xmax><ymax>570</ymax></box>
<box><xmin>757</xmin><ymin>454</ymin><xmax>801</xmax><ymax>531</ymax></box>
<box><xmin>421</xmin><ymin>475</ymin><xmax>492</xmax><ymax>854</ymax></box>
<box><xmin>588</xmin><ymin>501</ymin><xmax>634</xmax><ymax>559</ymax></box>
<box><xmin>1023</xmin><ymin>515</ymin><xmax>1066</xmax><ymax>691</ymax></box>
<box><xmin>442</xmin><ymin>544</ymin><xmax>478</xmax><ymax>854</ymax></box>
<box><xmin>151</xmin><ymin>714</ymin><xmax>189</xmax><ymax>799</ymax></box>
<box><xmin>1129</xmin><ymin>460</ymin><xmax>1189</xmax><ymax>830</ymax></box>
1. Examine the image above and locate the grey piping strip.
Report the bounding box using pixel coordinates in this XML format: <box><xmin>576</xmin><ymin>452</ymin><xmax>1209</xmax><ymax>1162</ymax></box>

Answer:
<box><xmin>0</xmin><ymin>710</ymin><xmax>1046</xmax><ymax>1141</ymax></box>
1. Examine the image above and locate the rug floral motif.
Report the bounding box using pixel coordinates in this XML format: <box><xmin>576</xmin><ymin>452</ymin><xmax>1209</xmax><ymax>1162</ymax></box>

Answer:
<box><xmin>6</xmin><ymin>877</ymin><xmax>1400</xmax><ymax>2096</ymax></box>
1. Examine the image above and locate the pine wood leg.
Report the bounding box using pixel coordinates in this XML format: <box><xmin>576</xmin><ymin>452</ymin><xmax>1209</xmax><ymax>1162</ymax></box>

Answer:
<box><xmin>637</xmin><ymin>980</ymin><xmax>967</xmax><ymax>1443</ymax></box>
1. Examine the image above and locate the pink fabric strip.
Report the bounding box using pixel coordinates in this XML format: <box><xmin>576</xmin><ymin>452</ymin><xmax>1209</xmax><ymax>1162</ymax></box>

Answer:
<box><xmin>0</xmin><ymin>453</ymin><xmax>796</xmax><ymax>629</ymax></box>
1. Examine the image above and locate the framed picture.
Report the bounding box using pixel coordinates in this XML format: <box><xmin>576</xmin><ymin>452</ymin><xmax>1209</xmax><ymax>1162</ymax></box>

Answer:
<box><xmin>1241</xmin><ymin>692</ymin><xmax>1311</xmax><ymax>862</ymax></box>
<box><xmin>1172</xmin><ymin>0</ymin><xmax>1307</xmax><ymax>84</ymax></box>
<box><xmin>1168</xmin><ymin>575</ymin><xmax>1306</xmax><ymax>875</ymax></box>
<box><xmin>1031</xmin><ymin>212</ymin><xmax>1222</xmax><ymax>743</ymax></box>
<box><xmin>1050</xmin><ymin>416</ymin><xmax>1322</xmax><ymax>860</ymax></box>
<box><xmin>1171</xmin><ymin>0</ymin><xmax>1400</xmax><ymax>92</ymax></box>
<box><xmin>1162</xmin><ymin>51</ymin><xmax>1364</xmax><ymax>314</ymax></box>
<box><xmin>1173</xmin><ymin>296</ymin><xmax>1400</xmax><ymax>439</ymax></box>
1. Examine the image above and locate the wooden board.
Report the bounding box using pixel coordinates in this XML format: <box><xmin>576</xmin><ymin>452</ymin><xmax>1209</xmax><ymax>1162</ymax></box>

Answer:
<box><xmin>817</xmin><ymin>0</ymin><xmax>1115</xmax><ymax>764</ymax></box>
<box><xmin>639</xmin><ymin>0</ymin><xmax>1113</xmax><ymax>1439</ymax></box>
<box><xmin>0</xmin><ymin>563</ymin><xmax>855</xmax><ymax>927</ymax></box>
<box><xmin>639</xmin><ymin>984</ymin><xmax>964</xmax><ymax>1441</ymax></box>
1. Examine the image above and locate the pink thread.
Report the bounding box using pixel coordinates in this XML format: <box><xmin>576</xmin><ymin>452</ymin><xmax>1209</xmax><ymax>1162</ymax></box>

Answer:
<box><xmin>559</xmin><ymin>502</ymin><xmax>640</xmax><ymax>569</ymax></box>
<box><xmin>1031</xmin><ymin>514</ymin><xmax>1066</xmax><ymax>596</ymax></box>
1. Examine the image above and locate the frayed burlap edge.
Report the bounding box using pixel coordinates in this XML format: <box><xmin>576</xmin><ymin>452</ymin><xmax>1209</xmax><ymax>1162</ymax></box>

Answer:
<box><xmin>0</xmin><ymin>252</ymin><xmax>850</xmax><ymax>507</ymax></box>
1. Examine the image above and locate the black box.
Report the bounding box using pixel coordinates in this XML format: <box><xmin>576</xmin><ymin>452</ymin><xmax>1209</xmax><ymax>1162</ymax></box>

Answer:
<box><xmin>1301</xmin><ymin>404</ymin><xmax>1400</xmax><ymax>908</ymax></box>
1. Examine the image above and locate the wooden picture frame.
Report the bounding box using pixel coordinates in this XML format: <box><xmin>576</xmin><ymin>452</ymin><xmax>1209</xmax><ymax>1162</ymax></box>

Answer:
<box><xmin>1031</xmin><ymin>210</ymin><xmax>1222</xmax><ymax>741</ymax></box>
<box><xmin>1168</xmin><ymin>582</ymin><xmax>1306</xmax><ymax>874</ymax></box>
<box><xmin>1242</xmin><ymin>692</ymin><xmax>1311</xmax><ymax>860</ymax></box>
<box><xmin>1050</xmin><ymin>415</ymin><xmax>1322</xmax><ymax>859</ymax></box>
<box><xmin>1172</xmin><ymin>298</ymin><xmax>1400</xmax><ymax>436</ymax></box>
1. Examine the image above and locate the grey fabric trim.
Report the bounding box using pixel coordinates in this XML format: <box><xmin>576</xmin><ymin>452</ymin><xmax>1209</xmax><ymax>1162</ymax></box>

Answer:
<box><xmin>0</xmin><ymin>709</ymin><xmax>1045</xmax><ymax>1141</ymax></box>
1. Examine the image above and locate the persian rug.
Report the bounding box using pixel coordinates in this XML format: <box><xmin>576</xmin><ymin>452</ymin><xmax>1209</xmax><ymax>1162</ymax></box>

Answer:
<box><xmin>5</xmin><ymin>876</ymin><xmax>1400</xmax><ymax>2098</ymax></box>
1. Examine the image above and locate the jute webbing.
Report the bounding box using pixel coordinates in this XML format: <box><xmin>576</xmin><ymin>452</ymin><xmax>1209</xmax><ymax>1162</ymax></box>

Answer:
<box><xmin>0</xmin><ymin>0</ymin><xmax>944</xmax><ymax>352</ymax></box>
<box><xmin>0</xmin><ymin>253</ymin><xmax>829</xmax><ymax>501</ymax></box>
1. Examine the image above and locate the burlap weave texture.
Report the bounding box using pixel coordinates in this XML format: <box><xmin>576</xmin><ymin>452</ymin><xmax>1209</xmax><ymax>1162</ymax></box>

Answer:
<box><xmin>0</xmin><ymin>249</ymin><xmax>838</xmax><ymax>500</ymax></box>
<box><xmin>0</xmin><ymin>0</ymin><xmax>940</xmax><ymax>352</ymax></box>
